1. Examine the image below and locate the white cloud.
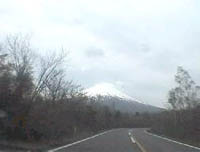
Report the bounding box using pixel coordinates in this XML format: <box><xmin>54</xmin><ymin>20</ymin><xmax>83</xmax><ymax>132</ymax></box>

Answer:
<box><xmin>0</xmin><ymin>0</ymin><xmax>200</xmax><ymax>107</ymax></box>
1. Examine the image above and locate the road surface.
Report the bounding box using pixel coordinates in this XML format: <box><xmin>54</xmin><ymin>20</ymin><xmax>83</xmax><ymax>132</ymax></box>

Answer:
<box><xmin>132</xmin><ymin>128</ymin><xmax>200</xmax><ymax>152</ymax></box>
<box><xmin>49</xmin><ymin>128</ymin><xmax>200</xmax><ymax>152</ymax></box>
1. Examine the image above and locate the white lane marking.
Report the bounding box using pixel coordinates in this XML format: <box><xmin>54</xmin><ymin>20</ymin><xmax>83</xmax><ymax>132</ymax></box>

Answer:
<box><xmin>130</xmin><ymin>136</ymin><xmax>136</xmax><ymax>144</ymax></box>
<box><xmin>129</xmin><ymin>131</ymin><xmax>147</xmax><ymax>152</ymax></box>
<box><xmin>48</xmin><ymin>130</ymin><xmax>115</xmax><ymax>152</ymax></box>
<box><xmin>144</xmin><ymin>130</ymin><xmax>200</xmax><ymax>151</ymax></box>
<box><xmin>134</xmin><ymin>138</ymin><xmax>148</xmax><ymax>152</ymax></box>
<box><xmin>128</xmin><ymin>131</ymin><xmax>136</xmax><ymax>144</ymax></box>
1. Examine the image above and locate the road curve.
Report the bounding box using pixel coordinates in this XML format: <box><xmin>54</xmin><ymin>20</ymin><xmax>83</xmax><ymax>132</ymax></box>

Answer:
<box><xmin>49</xmin><ymin>128</ymin><xmax>200</xmax><ymax>152</ymax></box>
<box><xmin>132</xmin><ymin>128</ymin><xmax>200</xmax><ymax>152</ymax></box>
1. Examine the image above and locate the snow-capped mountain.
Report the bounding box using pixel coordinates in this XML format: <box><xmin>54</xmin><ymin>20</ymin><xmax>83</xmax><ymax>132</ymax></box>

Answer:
<box><xmin>85</xmin><ymin>82</ymin><xmax>164</xmax><ymax>113</ymax></box>
<box><xmin>85</xmin><ymin>82</ymin><xmax>140</xmax><ymax>102</ymax></box>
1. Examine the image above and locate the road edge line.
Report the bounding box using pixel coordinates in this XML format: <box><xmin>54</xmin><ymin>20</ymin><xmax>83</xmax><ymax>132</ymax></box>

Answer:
<box><xmin>48</xmin><ymin>129</ymin><xmax>114</xmax><ymax>152</ymax></box>
<box><xmin>144</xmin><ymin>130</ymin><xmax>200</xmax><ymax>151</ymax></box>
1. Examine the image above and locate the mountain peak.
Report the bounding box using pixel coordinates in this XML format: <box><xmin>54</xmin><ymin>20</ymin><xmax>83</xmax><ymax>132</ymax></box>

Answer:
<box><xmin>85</xmin><ymin>82</ymin><xmax>139</xmax><ymax>102</ymax></box>
<box><xmin>85</xmin><ymin>82</ymin><xmax>164</xmax><ymax>113</ymax></box>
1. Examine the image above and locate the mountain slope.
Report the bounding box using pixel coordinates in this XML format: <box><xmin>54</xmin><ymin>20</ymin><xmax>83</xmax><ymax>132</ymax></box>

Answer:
<box><xmin>85</xmin><ymin>83</ymin><xmax>164</xmax><ymax>113</ymax></box>
<box><xmin>85</xmin><ymin>83</ymin><xmax>140</xmax><ymax>102</ymax></box>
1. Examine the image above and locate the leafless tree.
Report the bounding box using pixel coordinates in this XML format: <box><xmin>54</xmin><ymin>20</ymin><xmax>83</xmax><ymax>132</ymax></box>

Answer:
<box><xmin>5</xmin><ymin>34</ymin><xmax>34</xmax><ymax>101</ymax></box>
<box><xmin>6</xmin><ymin>34</ymin><xmax>34</xmax><ymax>75</ymax></box>
<box><xmin>31</xmin><ymin>49</ymin><xmax>68</xmax><ymax>101</ymax></box>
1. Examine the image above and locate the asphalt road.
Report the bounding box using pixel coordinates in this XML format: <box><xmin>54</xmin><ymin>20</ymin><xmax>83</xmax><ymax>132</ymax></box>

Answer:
<box><xmin>132</xmin><ymin>128</ymin><xmax>200</xmax><ymax>152</ymax></box>
<box><xmin>50</xmin><ymin>128</ymin><xmax>140</xmax><ymax>152</ymax></box>
<box><xmin>49</xmin><ymin>128</ymin><xmax>200</xmax><ymax>152</ymax></box>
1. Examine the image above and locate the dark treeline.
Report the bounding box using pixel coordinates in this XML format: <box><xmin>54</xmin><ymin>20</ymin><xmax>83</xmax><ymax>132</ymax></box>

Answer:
<box><xmin>0</xmin><ymin>35</ymin><xmax>151</xmax><ymax>143</ymax></box>
<box><xmin>151</xmin><ymin>67</ymin><xmax>200</xmax><ymax>146</ymax></box>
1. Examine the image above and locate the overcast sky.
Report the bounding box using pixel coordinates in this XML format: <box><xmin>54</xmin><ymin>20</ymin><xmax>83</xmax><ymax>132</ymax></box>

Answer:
<box><xmin>1</xmin><ymin>0</ymin><xmax>200</xmax><ymax>107</ymax></box>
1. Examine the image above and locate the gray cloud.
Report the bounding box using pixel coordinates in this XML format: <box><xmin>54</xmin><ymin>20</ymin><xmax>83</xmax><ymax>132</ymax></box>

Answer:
<box><xmin>85</xmin><ymin>47</ymin><xmax>105</xmax><ymax>58</ymax></box>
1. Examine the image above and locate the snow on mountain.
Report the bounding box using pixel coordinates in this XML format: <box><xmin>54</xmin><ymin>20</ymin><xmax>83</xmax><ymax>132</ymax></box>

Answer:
<box><xmin>85</xmin><ymin>82</ymin><xmax>140</xmax><ymax>102</ymax></box>
<box><xmin>84</xmin><ymin>82</ymin><xmax>164</xmax><ymax>113</ymax></box>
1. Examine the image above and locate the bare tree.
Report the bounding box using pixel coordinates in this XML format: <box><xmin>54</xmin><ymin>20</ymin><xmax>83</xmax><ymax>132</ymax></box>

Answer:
<box><xmin>43</xmin><ymin>69</ymin><xmax>82</xmax><ymax>102</ymax></box>
<box><xmin>5</xmin><ymin>34</ymin><xmax>34</xmax><ymax>101</ymax></box>
<box><xmin>6</xmin><ymin>34</ymin><xmax>34</xmax><ymax>75</ymax></box>
<box><xmin>32</xmin><ymin>49</ymin><xmax>69</xmax><ymax>101</ymax></box>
